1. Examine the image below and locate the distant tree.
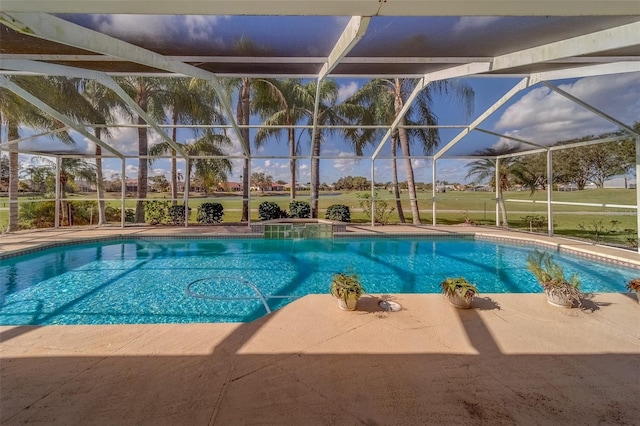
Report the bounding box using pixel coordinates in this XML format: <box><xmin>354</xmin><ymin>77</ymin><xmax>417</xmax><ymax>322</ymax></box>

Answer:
<box><xmin>334</xmin><ymin>175</ymin><xmax>370</xmax><ymax>191</ymax></box>
<box><xmin>115</xmin><ymin>77</ymin><xmax>167</xmax><ymax>223</ymax></box>
<box><xmin>76</xmin><ymin>79</ymin><xmax>129</xmax><ymax>224</ymax></box>
<box><xmin>0</xmin><ymin>76</ymin><xmax>74</xmax><ymax>231</ymax></box>
<box><xmin>345</xmin><ymin>77</ymin><xmax>474</xmax><ymax>224</ymax></box>
<box><xmin>149</xmin><ymin>175</ymin><xmax>170</xmax><ymax>192</ymax></box>
<box><xmin>250</xmin><ymin>172</ymin><xmax>274</xmax><ymax>192</ymax></box>
<box><xmin>20</xmin><ymin>161</ymin><xmax>51</xmax><ymax>193</ymax></box>
<box><xmin>466</xmin><ymin>151</ymin><xmax>520</xmax><ymax>227</ymax></box>
<box><xmin>0</xmin><ymin>154</ymin><xmax>9</xmax><ymax>187</ymax></box>
<box><xmin>553</xmin><ymin>128</ymin><xmax>637</xmax><ymax>189</ymax></box>
<box><xmin>40</xmin><ymin>158</ymin><xmax>96</xmax><ymax>225</ymax></box>
<box><xmin>254</xmin><ymin>78</ymin><xmax>308</xmax><ymax>201</ymax></box>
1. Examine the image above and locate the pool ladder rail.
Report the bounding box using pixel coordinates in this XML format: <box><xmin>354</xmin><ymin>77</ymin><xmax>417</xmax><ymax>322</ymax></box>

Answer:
<box><xmin>185</xmin><ymin>276</ymin><xmax>298</xmax><ymax>314</ymax></box>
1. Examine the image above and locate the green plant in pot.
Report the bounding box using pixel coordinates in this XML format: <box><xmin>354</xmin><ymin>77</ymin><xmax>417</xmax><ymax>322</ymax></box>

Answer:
<box><xmin>440</xmin><ymin>276</ymin><xmax>478</xmax><ymax>309</ymax></box>
<box><xmin>526</xmin><ymin>250</ymin><xmax>582</xmax><ymax>308</ymax></box>
<box><xmin>330</xmin><ymin>272</ymin><xmax>364</xmax><ymax>311</ymax></box>
<box><xmin>626</xmin><ymin>278</ymin><xmax>640</xmax><ymax>303</ymax></box>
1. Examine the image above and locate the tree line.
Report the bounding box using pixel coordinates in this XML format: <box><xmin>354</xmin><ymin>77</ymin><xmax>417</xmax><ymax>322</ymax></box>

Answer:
<box><xmin>1</xmin><ymin>74</ymin><xmax>475</xmax><ymax>230</ymax></box>
<box><xmin>2</xmin><ymin>73</ymin><xmax>636</xmax><ymax>231</ymax></box>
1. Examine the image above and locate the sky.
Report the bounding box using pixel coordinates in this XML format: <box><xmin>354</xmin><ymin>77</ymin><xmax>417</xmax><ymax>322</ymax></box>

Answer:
<box><xmin>5</xmin><ymin>14</ymin><xmax>640</xmax><ymax>187</ymax></box>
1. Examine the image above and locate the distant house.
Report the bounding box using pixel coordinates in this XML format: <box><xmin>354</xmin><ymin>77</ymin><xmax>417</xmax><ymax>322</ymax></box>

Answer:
<box><xmin>284</xmin><ymin>183</ymin><xmax>307</xmax><ymax>191</ymax></box>
<box><xmin>125</xmin><ymin>179</ymin><xmax>138</xmax><ymax>192</ymax></box>
<box><xmin>558</xmin><ymin>184</ymin><xmax>578</xmax><ymax>192</ymax></box>
<box><xmin>471</xmin><ymin>185</ymin><xmax>492</xmax><ymax>192</ymax></box>
<box><xmin>219</xmin><ymin>182</ymin><xmax>241</xmax><ymax>192</ymax></box>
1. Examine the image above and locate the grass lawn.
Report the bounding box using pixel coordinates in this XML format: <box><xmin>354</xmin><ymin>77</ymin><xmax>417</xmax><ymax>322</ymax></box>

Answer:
<box><xmin>1</xmin><ymin>188</ymin><xmax>636</xmax><ymax>248</ymax></box>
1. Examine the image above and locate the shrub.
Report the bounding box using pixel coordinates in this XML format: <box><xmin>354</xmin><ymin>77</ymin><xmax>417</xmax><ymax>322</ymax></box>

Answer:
<box><xmin>19</xmin><ymin>201</ymin><xmax>56</xmax><ymax>229</ymax></box>
<box><xmin>325</xmin><ymin>204</ymin><xmax>350</xmax><ymax>222</ymax></box>
<box><xmin>144</xmin><ymin>200</ymin><xmax>169</xmax><ymax>225</ymax></box>
<box><xmin>521</xmin><ymin>215</ymin><xmax>547</xmax><ymax>232</ymax></box>
<box><xmin>167</xmin><ymin>205</ymin><xmax>187</xmax><ymax>225</ymax></box>
<box><xmin>124</xmin><ymin>208</ymin><xmax>135</xmax><ymax>223</ymax></box>
<box><xmin>356</xmin><ymin>192</ymin><xmax>394</xmax><ymax>224</ymax></box>
<box><xmin>197</xmin><ymin>202</ymin><xmax>224</xmax><ymax>224</ymax></box>
<box><xmin>68</xmin><ymin>201</ymin><xmax>99</xmax><ymax>225</ymax></box>
<box><xmin>258</xmin><ymin>201</ymin><xmax>286</xmax><ymax>221</ymax></box>
<box><xmin>288</xmin><ymin>200</ymin><xmax>310</xmax><ymax>218</ymax></box>
<box><xmin>103</xmin><ymin>206</ymin><xmax>135</xmax><ymax>223</ymax></box>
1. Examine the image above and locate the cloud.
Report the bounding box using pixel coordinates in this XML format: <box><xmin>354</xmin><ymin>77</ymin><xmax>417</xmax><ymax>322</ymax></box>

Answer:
<box><xmin>333</xmin><ymin>152</ymin><xmax>360</xmax><ymax>172</ymax></box>
<box><xmin>337</xmin><ymin>81</ymin><xmax>359</xmax><ymax>103</ymax></box>
<box><xmin>492</xmin><ymin>73</ymin><xmax>640</xmax><ymax>150</ymax></box>
<box><xmin>90</xmin><ymin>14</ymin><xmax>224</xmax><ymax>43</ymax></box>
<box><xmin>453</xmin><ymin>17</ymin><xmax>502</xmax><ymax>34</ymax></box>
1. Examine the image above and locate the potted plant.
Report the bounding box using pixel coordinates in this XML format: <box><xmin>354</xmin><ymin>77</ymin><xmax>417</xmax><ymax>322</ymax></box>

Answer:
<box><xmin>526</xmin><ymin>250</ymin><xmax>582</xmax><ymax>308</ymax></box>
<box><xmin>440</xmin><ymin>276</ymin><xmax>478</xmax><ymax>309</ymax></box>
<box><xmin>627</xmin><ymin>278</ymin><xmax>640</xmax><ymax>303</ymax></box>
<box><xmin>330</xmin><ymin>272</ymin><xmax>364</xmax><ymax>311</ymax></box>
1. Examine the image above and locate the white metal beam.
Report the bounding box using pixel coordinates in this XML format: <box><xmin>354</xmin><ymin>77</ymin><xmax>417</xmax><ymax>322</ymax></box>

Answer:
<box><xmin>0</xmin><ymin>59</ymin><xmax>191</xmax><ymax>159</ymax></box>
<box><xmin>1</xmin><ymin>12</ymin><xmax>250</xmax><ymax>157</ymax></box>
<box><xmin>319</xmin><ymin>16</ymin><xmax>370</xmax><ymax>81</ymax></box>
<box><xmin>548</xmin><ymin>135</ymin><xmax>631</xmax><ymax>151</ymax></box>
<box><xmin>541</xmin><ymin>81</ymin><xmax>639</xmax><ymax>136</ymax></box>
<box><xmin>311</xmin><ymin>16</ymin><xmax>369</xmax><ymax>182</ymax></box>
<box><xmin>492</xmin><ymin>22</ymin><xmax>640</xmax><ymax>72</ymax></box>
<box><xmin>433</xmin><ymin>77</ymin><xmax>533</xmax><ymax>160</ymax></box>
<box><xmin>0</xmin><ymin>75</ymin><xmax>124</xmax><ymax>158</ymax></box>
<box><xmin>476</xmin><ymin>128</ymin><xmax>547</xmax><ymax>150</ymax></box>
<box><xmin>4</xmin><ymin>55</ymin><xmax>638</xmax><ymax>66</ymax></box>
<box><xmin>538</xmin><ymin>62</ymin><xmax>640</xmax><ymax>81</ymax></box>
<box><xmin>0</xmin><ymin>127</ymin><xmax>69</xmax><ymax>149</ymax></box>
<box><xmin>371</xmin><ymin>62</ymin><xmax>491</xmax><ymax>160</ymax></box>
<box><xmin>2</xmin><ymin>0</ymin><xmax>639</xmax><ymax>16</ymax></box>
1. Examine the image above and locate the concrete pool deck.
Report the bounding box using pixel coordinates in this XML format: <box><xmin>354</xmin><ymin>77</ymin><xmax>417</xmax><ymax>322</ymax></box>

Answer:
<box><xmin>1</xmin><ymin>225</ymin><xmax>639</xmax><ymax>425</ymax></box>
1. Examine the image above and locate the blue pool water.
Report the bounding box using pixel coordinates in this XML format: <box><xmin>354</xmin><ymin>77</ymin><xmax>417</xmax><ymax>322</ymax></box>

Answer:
<box><xmin>0</xmin><ymin>238</ymin><xmax>635</xmax><ymax>325</ymax></box>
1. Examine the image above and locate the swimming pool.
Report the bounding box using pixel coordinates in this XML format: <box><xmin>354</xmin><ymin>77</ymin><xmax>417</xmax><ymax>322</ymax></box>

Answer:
<box><xmin>0</xmin><ymin>237</ymin><xmax>635</xmax><ymax>325</ymax></box>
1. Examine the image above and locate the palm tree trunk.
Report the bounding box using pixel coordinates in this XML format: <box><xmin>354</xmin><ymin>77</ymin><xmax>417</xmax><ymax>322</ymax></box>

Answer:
<box><xmin>391</xmin><ymin>134</ymin><xmax>406</xmax><ymax>223</ymax></box>
<box><xmin>288</xmin><ymin>127</ymin><xmax>296</xmax><ymax>201</ymax></box>
<box><xmin>497</xmin><ymin>186</ymin><xmax>509</xmax><ymax>227</ymax></box>
<box><xmin>94</xmin><ymin>128</ymin><xmax>107</xmax><ymax>225</ymax></box>
<box><xmin>310</xmin><ymin>132</ymin><xmax>321</xmax><ymax>218</ymax></box>
<box><xmin>135</xmin><ymin>114</ymin><xmax>148</xmax><ymax>223</ymax></box>
<box><xmin>498</xmin><ymin>175</ymin><xmax>509</xmax><ymax>227</ymax></box>
<box><xmin>171</xmin><ymin>118</ymin><xmax>178</xmax><ymax>206</ymax></box>
<box><xmin>239</xmin><ymin>78</ymin><xmax>251</xmax><ymax>222</ymax></box>
<box><xmin>398</xmin><ymin>125</ymin><xmax>420</xmax><ymax>224</ymax></box>
<box><xmin>7</xmin><ymin>120</ymin><xmax>19</xmax><ymax>232</ymax></box>
<box><xmin>394</xmin><ymin>79</ymin><xmax>420</xmax><ymax>224</ymax></box>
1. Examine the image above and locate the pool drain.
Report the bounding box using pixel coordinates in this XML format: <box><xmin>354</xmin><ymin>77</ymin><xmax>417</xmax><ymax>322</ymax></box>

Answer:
<box><xmin>379</xmin><ymin>300</ymin><xmax>402</xmax><ymax>312</ymax></box>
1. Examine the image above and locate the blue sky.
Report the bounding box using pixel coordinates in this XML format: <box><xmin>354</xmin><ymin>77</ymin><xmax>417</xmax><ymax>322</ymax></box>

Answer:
<box><xmin>8</xmin><ymin>14</ymin><xmax>640</xmax><ymax>187</ymax></box>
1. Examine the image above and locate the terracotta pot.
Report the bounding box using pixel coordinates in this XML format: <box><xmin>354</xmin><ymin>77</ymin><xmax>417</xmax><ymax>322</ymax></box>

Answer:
<box><xmin>445</xmin><ymin>290</ymin><xmax>472</xmax><ymax>309</ymax></box>
<box><xmin>545</xmin><ymin>290</ymin><xmax>573</xmax><ymax>308</ymax></box>
<box><xmin>337</xmin><ymin>297</ymin><xmax>358</xmax><ymax>311</ymax></box>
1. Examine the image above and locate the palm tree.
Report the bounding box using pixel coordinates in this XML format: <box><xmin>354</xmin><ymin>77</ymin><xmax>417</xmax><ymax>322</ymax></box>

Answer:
<box><xmin>78</xmin><ymin>79</ymin><xmax>129</xmax><ymax>225</ymax></box>
<box><xmin>39</xmin><ymin>157</ymin><xmax>96</xmax><ymax>225</ymax></box>
<box><xmin>151</xmin><ymin>77</ymin><xmax>228</xmax><ymax>206</ymax></box>
<box><xmin>115</xmin><ymin>77</ymin><xmax>167</xmax><ymax>223</ymax></box>
<box><xmin>254</xmin><ymin>78</ymin><xmax>308</xmax><ymax>202</ymax></box>
<box><xmin>221</xmin><ymin>40</ymin><xmax>276</xmax><ymax>222</ymax></box>
<box><xmin>301</xmin><ymin>79</ymin><xmax>349</xmax><ymax>218</ymax></box>
<box><xmin>152</xmin><ymin>132</ymin><xmax>232</xmax><ymax>194</ymax></box>
<box><xmin>465</xmin><ymin>152</ymin><xmax>519</xmax><ymax>227</ymax></box>
<box><xmin>0</xmin><ymin>76</ymin><xmax>74</xmax><ymax>231</ymax></box>
<box><xmin>345</xmin><ymin>78</ymin><xmax>474</xmax><ymax>224</ymax></box>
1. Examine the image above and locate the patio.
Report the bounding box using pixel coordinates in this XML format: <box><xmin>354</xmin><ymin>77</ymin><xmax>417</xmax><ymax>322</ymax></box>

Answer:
<box><xmin>1</xmin><ymin>291</ymin><xmax>638</xmax><ymax>425</ymax></box>
<box><xmin>1</xmin><ymin>225</ymin><xmax>639</xmax><ymax>425</ymax></box>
